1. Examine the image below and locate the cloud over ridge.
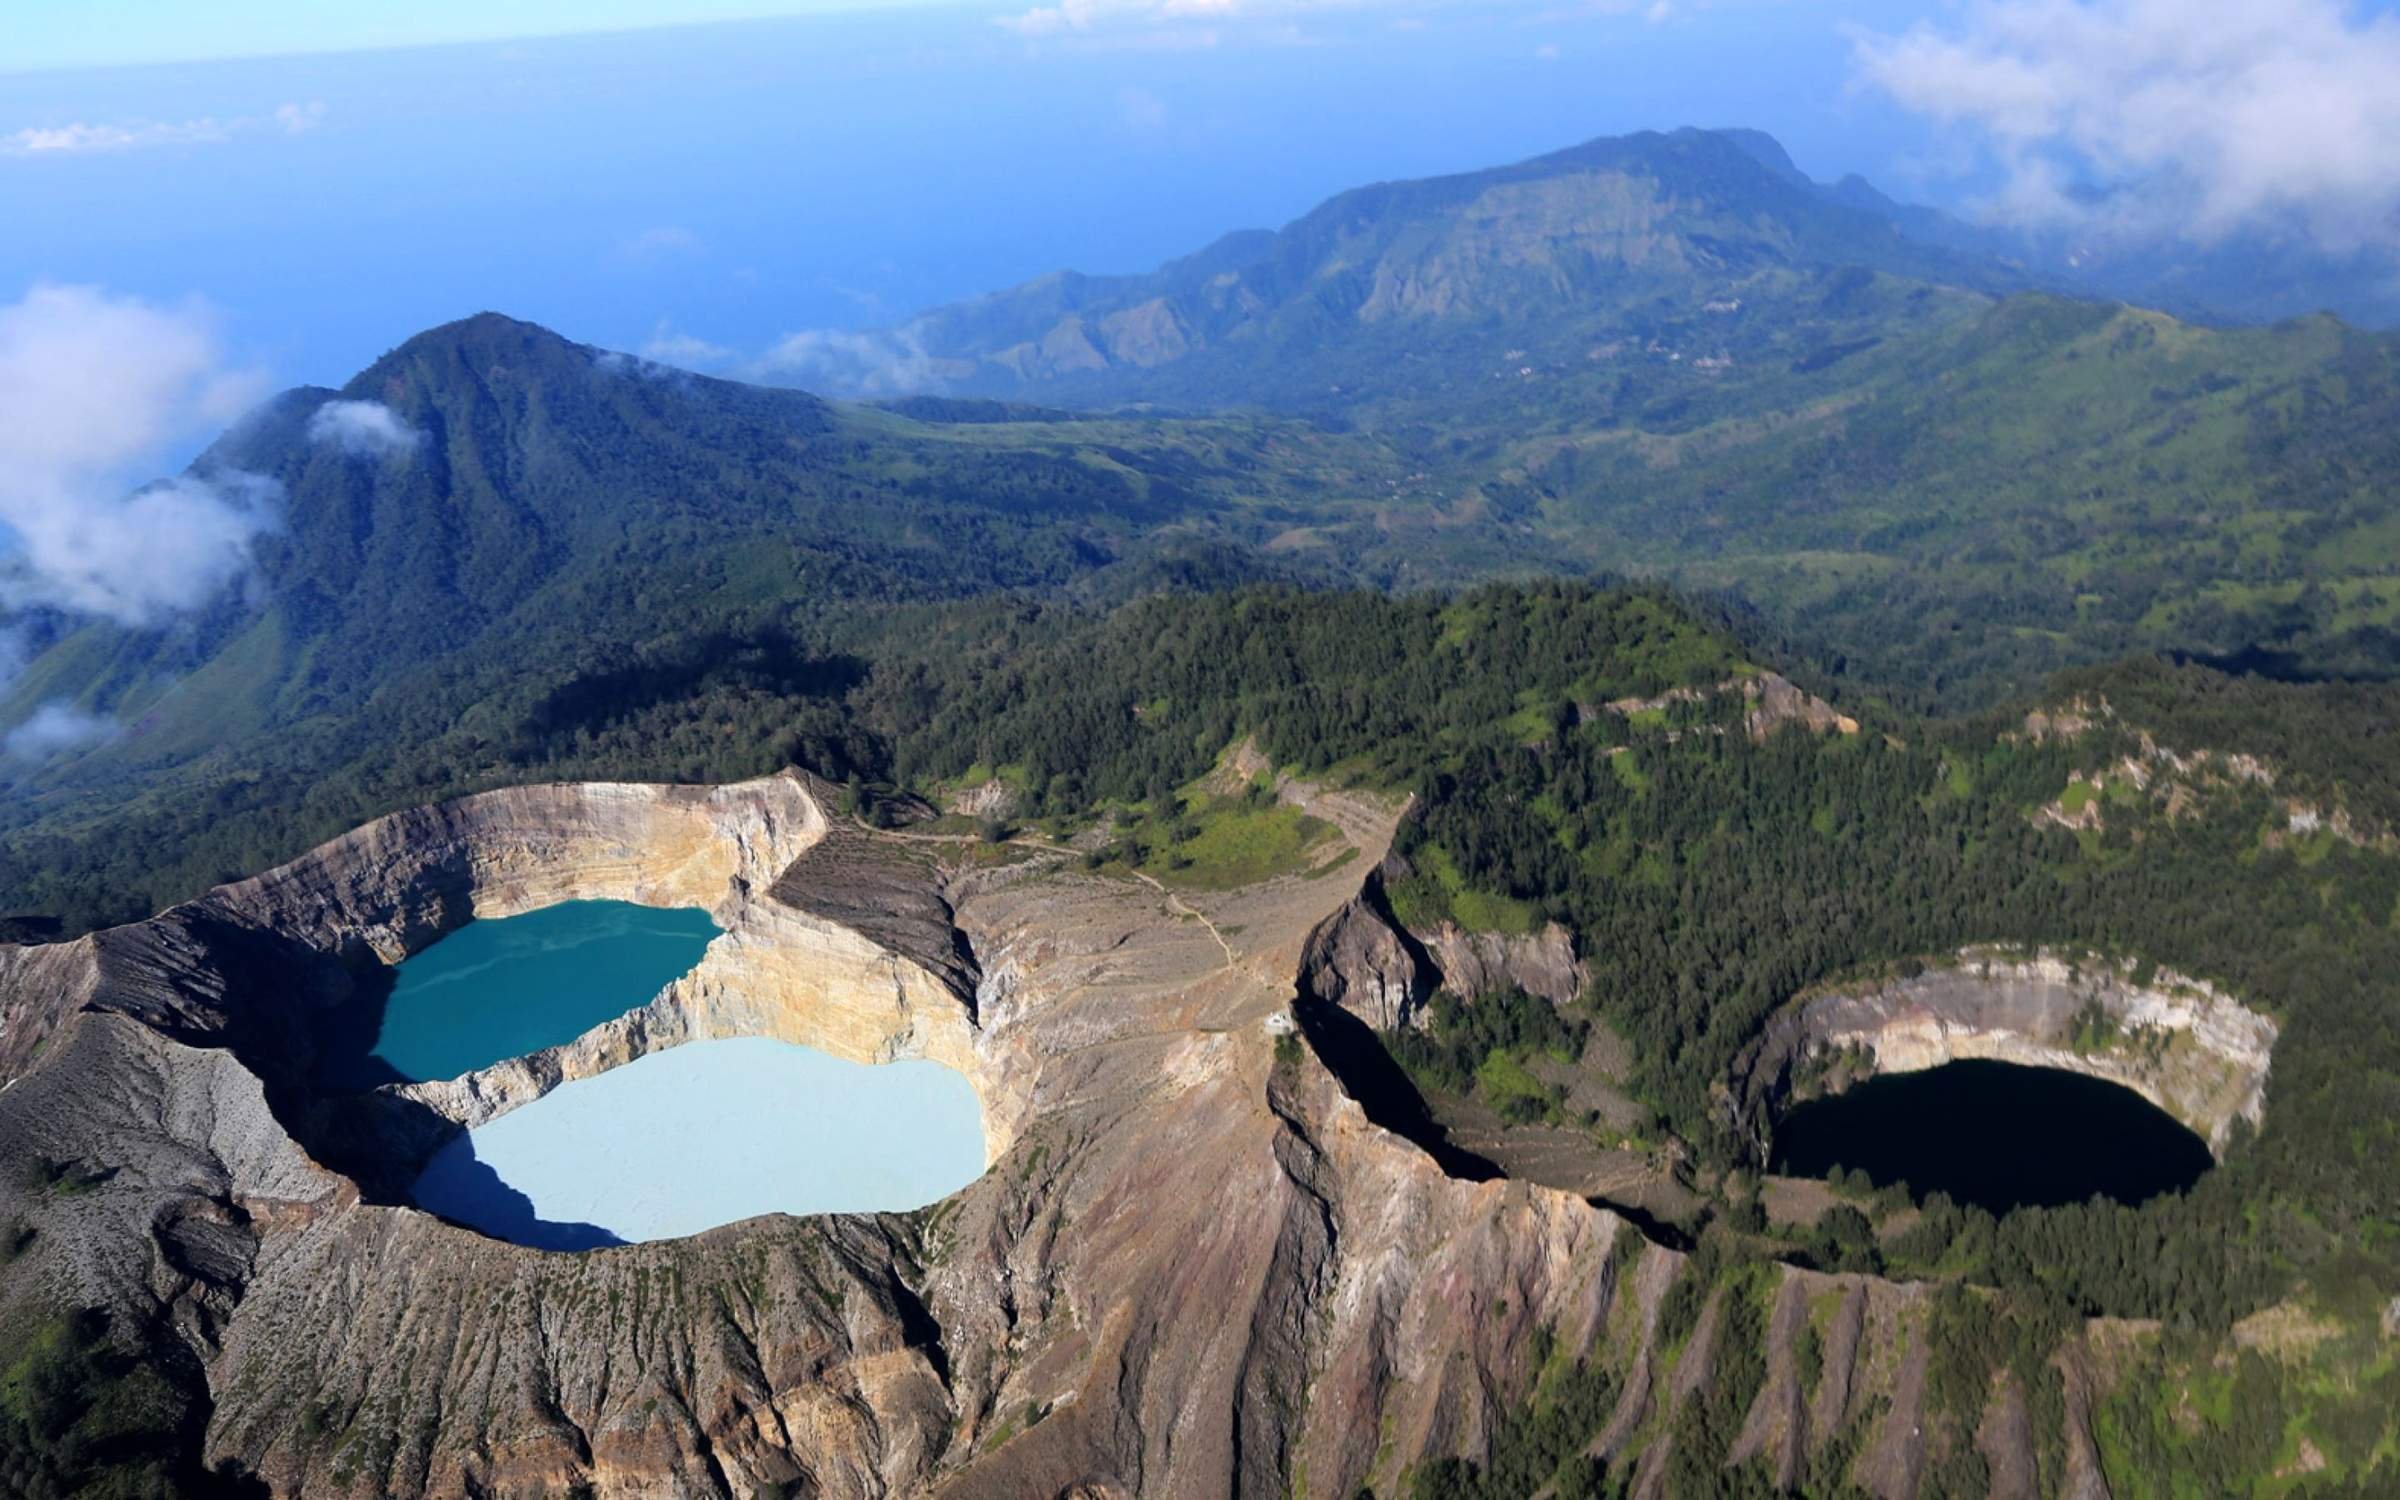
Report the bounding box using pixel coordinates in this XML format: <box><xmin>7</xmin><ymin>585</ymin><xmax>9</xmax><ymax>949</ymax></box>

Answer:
<box><xmin>309</xmin><ymin>398</ymin><xmax>422</xmax><ymax>458</ymax></box>
<box><xmin>3</xmin><ymin>703</ymin><xmax>121</xmax><ymax>762</ymax></box>
<box><xmin>752</xmin><ymin>327</ymin><xmax>947</xmax><ymax>397</ymax></box>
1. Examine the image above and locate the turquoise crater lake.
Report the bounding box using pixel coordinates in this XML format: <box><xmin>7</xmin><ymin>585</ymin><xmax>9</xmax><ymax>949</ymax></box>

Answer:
<box><xmin>411</xmin><ymin>1037</ymin><xmax>989</xmax><ymax>1249</ymax></box>
<box><xmin>361</xmin><ymin>900</ymin><xmax>722</xmax><ymax>1084</ymax></box>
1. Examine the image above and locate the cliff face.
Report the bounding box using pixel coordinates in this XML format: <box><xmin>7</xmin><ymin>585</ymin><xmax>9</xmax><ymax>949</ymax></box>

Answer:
<box><xmin>1420</xmin><ymin>919</ymin><xmax>1586</xmax><ymax>1007</ymax></box>
<box><xmin>0</xmin><ymin>771</ymin><xmax>2053</xmax><ymax>1498</ymax></box>
<box><xmin>1728</xmin><ymin>946</ymin><xmax>2277</xmax><ymax>1154</ymax></box>
<box><xmin>1299</xmin><ymin>886</ymin><xmax>1429</xmax><ymax>1030</ymax></box>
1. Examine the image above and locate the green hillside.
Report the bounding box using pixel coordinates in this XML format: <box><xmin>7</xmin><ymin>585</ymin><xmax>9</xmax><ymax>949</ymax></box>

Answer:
<box><xmin>894</xmin><ymin>127</ymin><xmax>2015</xmax><ymax>409</ymax></box>
<box><xmin>866</xmin><ymin>130</ymin><xmax>2400</xmax><ymax>700</ymax></box>
<box><xmin>0</xmin><ymin>314</ymin><xmax>1404</xmax><ymax>927</ymax></box>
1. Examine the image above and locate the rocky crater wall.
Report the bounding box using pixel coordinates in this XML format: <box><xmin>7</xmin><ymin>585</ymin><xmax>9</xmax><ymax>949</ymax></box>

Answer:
<box><xmin>1729</xmin><ymin>945</ymin><xmax>2278</xmax><ymax>1155</ymax></box>
<box><xmin>1</xmin><ymin>772</ymin><xmax>1009</xmax><ymax>1185</ymax></box>
<box><xmin>0</xmin><ymin>767</ymin><xmax>2135</xmax><ymax>1498</ymax></box>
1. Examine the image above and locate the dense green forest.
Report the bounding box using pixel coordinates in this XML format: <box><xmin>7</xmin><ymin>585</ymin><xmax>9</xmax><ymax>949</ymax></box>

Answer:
<box><xmin>12</xmin><ymin>258</ymin><xmax>2400</xmax><ymax>934</ymax></box>
<box><xmin>0</xmin><ymin>578</ymin><xmax>1750</xmax><ymax>933</ymax></box>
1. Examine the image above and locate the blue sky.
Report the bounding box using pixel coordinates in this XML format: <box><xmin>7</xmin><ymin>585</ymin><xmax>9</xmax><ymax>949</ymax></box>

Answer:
<box><xmin>0</xmin><ymin>1</ymin><xmax>943</xmax><ymax>71</ymax></box>
<box><xmin>3</xmin><ymin>0</ymin><xmax>2397</xmax><ymax>397</ymax></box>
<box><xmin>2</xmin><ymin>1</ymin><xmax>1950</xmax><ymax>391</ymax></box>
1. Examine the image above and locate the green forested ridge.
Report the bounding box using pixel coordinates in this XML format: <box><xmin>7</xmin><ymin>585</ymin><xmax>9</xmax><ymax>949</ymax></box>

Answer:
<box><xmin>2044</xmin><ymin>656</ymin><xmax>2400</xmax><ymax>832</ymax></box>
<box><xmin>896</xmin><ymin>127</ymin><xmax>2020</xmax><ymax>412</ymax></box>
<box><xmin>0</xmin><ymin>312</ymin><xmax>1404</xmax><ymax>925</ymax></box>
<box><xmin>0</xmin><ymin>580</ymin><xmax>1745</xmax><ymax>931</ymax></box>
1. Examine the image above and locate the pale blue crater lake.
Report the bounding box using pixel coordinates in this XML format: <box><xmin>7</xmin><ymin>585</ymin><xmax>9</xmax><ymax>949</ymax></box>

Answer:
<box><xmin>362</xmin><ymin>899</ymin><xmax>723</xmax><ymax>1084</ymax></box>
<box><xmin>411</xmin><ymin>1037</ymin><xmax>988</xmax><ymax>1249</ymax></box>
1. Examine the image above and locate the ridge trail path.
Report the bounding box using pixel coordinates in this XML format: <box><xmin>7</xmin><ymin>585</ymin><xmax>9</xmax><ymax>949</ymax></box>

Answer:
<box><xmin>853</xmin><ymin>818</ymin><xmax>1241</xmax><ymax>973</ymax></box>
<box><xmin>1124</xmin><ymin>867</ymin><xmax>1239</xmax><ymax>971</ymax></box>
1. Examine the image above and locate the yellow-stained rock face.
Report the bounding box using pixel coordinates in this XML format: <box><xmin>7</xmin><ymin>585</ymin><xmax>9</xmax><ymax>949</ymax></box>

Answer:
<box><xmin>208</xmin><ymin>771</ymin><xmax>1010</xmax><ymax>1161</ymax></box>
<box><xmin>216</xmin><ymin>774</ymin><xmax>828</xmax><ymax>961</ymax></box>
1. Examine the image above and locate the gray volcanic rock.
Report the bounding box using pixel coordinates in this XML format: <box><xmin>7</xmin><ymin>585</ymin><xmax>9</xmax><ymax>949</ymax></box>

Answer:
<box><xmin>1420</xmin><ymin>919</ymin><xmax>1586</xmax><ymax>1007</ymax></box>
<box><xmin>1300</xmin><ymin>888</ymin><xmax>1430</xmax><ymax>1030</ymax></box>
<box><xmin>768</xmin><ymin>812</ymin><xmax>981</xmax><ymax>1011</ymax></box>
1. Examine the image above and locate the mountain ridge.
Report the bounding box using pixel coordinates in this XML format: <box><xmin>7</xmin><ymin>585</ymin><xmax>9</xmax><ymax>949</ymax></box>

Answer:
<box><xmin>845</xmin><ymin>125</ymin><xmax>2399</xmax><ymax>409</ymax></box>
<box><xmin>863</xmin><ymin>126</ymin><xmax>2025</xmax><ymax>406</ymax></box>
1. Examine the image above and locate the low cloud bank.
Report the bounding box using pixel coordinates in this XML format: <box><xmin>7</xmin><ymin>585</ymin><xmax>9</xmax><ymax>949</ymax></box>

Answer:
<box><xmin>751</xmin><ymin>327</ymin><xmax>946</xmax><ymax>397</ymax></box>
<box><xmin>3</xmin><ymin>101</ymin><xmax>324</xmax><ymax>157</ymax></box>
<box><xmin>638</xmin><ymin>324</ymin><xmax>734</xmax><ymax>372</ymax></box>
<box><xmin>0</xmin><ymin>284</ymin><xmax>279</xmax><ymax>628</ymax></box>
<box><xmin>3</xmin><ymin>703</ymin><xmax>120</xmax><ymax>762</ymax></box>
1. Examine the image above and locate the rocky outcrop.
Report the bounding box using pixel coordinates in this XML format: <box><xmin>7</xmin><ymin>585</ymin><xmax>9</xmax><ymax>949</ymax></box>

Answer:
<box><xmin>1306</xmin><ymin>854</ymin><xmax>1584</xmax><ymax>1015</ymax></box>
<box><xmin>1300</xmin><ymin>887</ymin><xmax>1430</xmax><ymax>1030</ymax></box>
<box><xmin>1597</xmin><ymin>671</ymin><xmax>1859</xmax><ymax>743</ymax></box>
<box><xmin>2021</xmin><ymin>695</ymin><xmax>2392</xmax><ymax>852</ymax></box>
<box><xmin>945</xmin><ymin>778</ymin><xmax>1018</xmax><ymax>820</ymax></box>
<box><xmin>1728</xmin><ymin>946</ymin><xmax>2278</xmax><ymax>1154</ymax></box>
<box><xmin>1420</xmin><ymin>918</ymin><xmax>1586</xmax><ymax>1007</ymax></box>
<box><xmin>1744</xmin><ymin>671</ymin><xmax>1861</xmax><ymax>739</ymax></box>
<box><xmin>0</xmin><ymin>934</ymin><xmax>102</xmax><ymax>1081</ymax></box>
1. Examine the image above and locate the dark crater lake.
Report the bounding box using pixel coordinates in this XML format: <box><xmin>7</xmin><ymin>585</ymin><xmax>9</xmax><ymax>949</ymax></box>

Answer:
<box><xmin>1769</xmin><ymin>1059</ymin><xmax>2213</xmax><ymax>1213</ymax></box>
<box><xmin>339</xmin><ymin>899</ymin><xmax>722</xmax><ymax>1085</ymax></box>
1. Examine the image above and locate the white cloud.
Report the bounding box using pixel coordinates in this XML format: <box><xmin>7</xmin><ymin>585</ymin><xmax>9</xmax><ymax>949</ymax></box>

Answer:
<box><xmin>638</xmin><ymin>323</ymin><xmax>734</xmax><ymax>370</ymax></box>
<box><xmin>273</xmin><ymin>102</ymin><xmax>327</xmax><ymax>136</ymax></box>
<box><xmin>3</xmin><ymin>702</ymin><xmax>119</xmax><ymax>762</ymax></box>
<box><xmin>1853</xmin><ymin>0</ymin><xmax>2400</xmax><ymax>252</ymax></box>
<box><xmin>750</xmin><ymin>327</ymin><xmax>946</xmax><ymax>397</ymax></box>
<box><xmin>2</xmin><ymin>100</ymin><xmax>324</xmax><ymax>158</ymax></box>
<box><xmin>0</xmin><ymin>285</ymin><xmax>278</xmax><ymax>627</ymax></box>
<box><xmin>308</xmin><ymin>398</ymin><xmax>422</xmax><ymax>458</ymax></box>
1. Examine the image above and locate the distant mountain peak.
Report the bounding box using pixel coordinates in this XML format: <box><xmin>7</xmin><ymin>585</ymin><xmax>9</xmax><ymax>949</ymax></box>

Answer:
<box><xmin>867</xmin><ymin>124</ymin><xmax>2016</xmax><ymax>407</ymax></box>
<box><xmin>1702</xmin><ymin>127</ymin><xmax>1809</xmax><ymax>185</ymax></box>
<box><xmin>350</xmin><ymin>311</ymin><xmax>586</xmax><ymax>391</ymax></box>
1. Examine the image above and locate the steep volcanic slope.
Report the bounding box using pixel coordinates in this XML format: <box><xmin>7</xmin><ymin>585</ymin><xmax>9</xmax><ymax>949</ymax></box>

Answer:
<box><xmin>0</xmin><ymin>770</ymin><xmax>2052</xmax><ymax>1497</ymax></box>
